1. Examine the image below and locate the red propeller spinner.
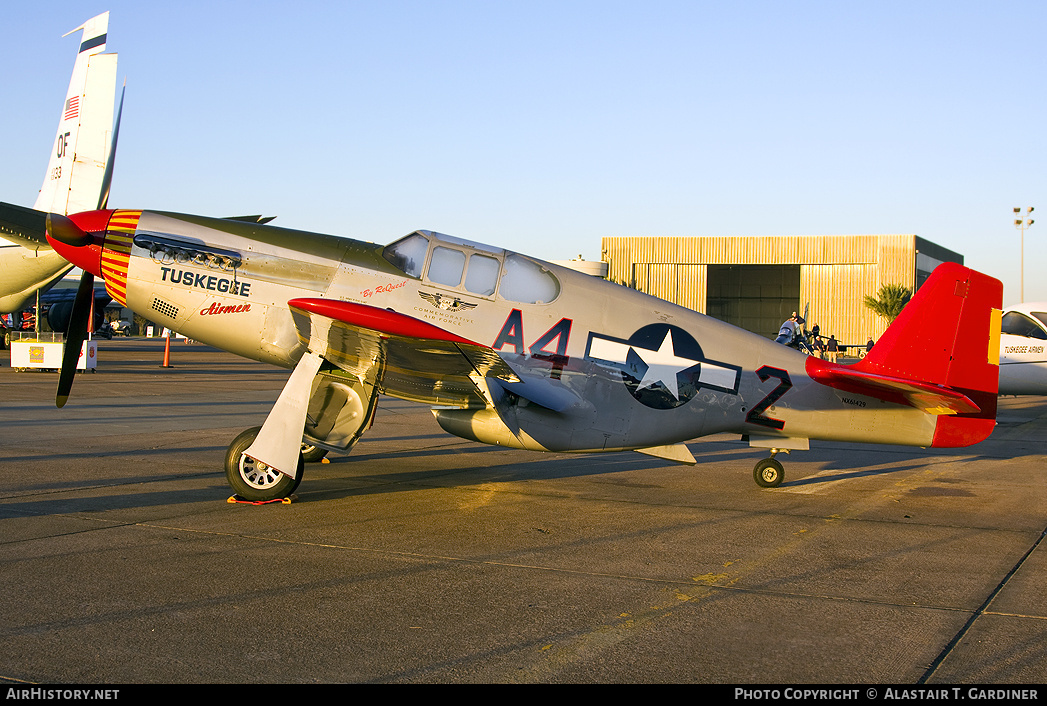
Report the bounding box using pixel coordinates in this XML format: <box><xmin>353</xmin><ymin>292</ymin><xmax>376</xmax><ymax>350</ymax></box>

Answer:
<box><xmin>44</xmin><ymin>210</ymin><xmax>113</xmax><ymax>278</ymax></box>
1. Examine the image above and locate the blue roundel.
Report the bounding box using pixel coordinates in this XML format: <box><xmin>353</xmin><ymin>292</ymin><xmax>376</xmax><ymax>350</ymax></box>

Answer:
<box><xmin>619</xmin><ymin>324</ymin><xmax>706</xmax><ymax>410</ymax></box>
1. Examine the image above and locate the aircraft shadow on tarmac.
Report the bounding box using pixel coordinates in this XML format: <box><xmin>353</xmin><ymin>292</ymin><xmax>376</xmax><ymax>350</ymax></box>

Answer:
<box><xmin>0</xmin><ymin>424</ymin><xmax>1026</xmax><ymax>517</ymax></box>
<box><xmin>0</xmin><ymin>438</ymin><xmax>729</xmax><ymax>517</ymax></box>
<box><xmin>289</xmin><ymin>438</ymin><xmax>933</xmax><ymax>501</ymax></box>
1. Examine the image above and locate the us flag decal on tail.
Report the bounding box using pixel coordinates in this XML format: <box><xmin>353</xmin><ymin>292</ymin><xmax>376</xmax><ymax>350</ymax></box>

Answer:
<box><xmin>63</xmin><ymin>96</ymin><xmax>80</xmax><ymax>122</ymax></box>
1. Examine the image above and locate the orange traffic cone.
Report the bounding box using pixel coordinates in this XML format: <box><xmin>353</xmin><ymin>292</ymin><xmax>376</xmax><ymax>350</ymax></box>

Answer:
<box><xmin>161</xmin><ymin>333</ymin><xmax>173</xmax><ymax>368</ymax></box>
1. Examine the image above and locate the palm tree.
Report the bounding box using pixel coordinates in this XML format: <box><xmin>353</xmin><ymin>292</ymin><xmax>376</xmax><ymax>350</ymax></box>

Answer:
<box><xmin>863</xmin><ymin>283</ymin><xmax>912</xmax><ymax>323</ymax></box>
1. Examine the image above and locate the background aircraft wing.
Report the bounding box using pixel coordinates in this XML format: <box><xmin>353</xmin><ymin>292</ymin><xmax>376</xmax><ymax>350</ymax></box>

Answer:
<box><xmin>0</xmin><ymin>202</ymin><xmax>74</xmax><ymax>312</ymax></box>
<box><xmin>0</xmin><ymin>202</ymin><xmax>50</xmax><ymax>250</ymax></box>
<box><xmin>287</xmin><ymin>298</ymin><xmax>519</xmax><ymax>408</ymax></box>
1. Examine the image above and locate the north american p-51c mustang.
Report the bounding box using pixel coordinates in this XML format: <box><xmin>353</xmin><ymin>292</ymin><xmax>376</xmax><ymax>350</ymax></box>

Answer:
<box><xmin>29</xmin><ymin>198</ymin><xmax>1002</xmax><ymax>500</ymax></box>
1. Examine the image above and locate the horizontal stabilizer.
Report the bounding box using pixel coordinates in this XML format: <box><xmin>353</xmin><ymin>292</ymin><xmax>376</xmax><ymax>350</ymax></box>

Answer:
<box><xmin>805</xmin><ymin>359</ymin><xmax>979</xmax><ymax>415</ymax></box>
<box><xmin>223</xmin><ymin>215</ymin><xmax>276</xmax><ymax>224</ymax></box>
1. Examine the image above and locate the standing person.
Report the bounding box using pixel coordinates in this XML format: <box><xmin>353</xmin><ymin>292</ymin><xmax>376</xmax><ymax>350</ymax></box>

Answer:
<box><xmin>826</xmin><ymin>335</ymin><xmax>839</xmax><ymax>363</ymax></box>
<box><xmin>866</xmin><ymin>337</ymin><xmax>875</xmax><ymax>354</ymax></box>
<box><xmin>811</xmin><ymin>324</ymin><xmax>825</xmax><ymax>359</ymax></box>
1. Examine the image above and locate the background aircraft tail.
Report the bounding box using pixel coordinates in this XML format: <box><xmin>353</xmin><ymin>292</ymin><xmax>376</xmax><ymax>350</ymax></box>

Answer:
<box><xmin>33</xmin><ymin>11</ymin><xmax>116</xmax><ymax>216</ymax></box>
<box><xmin>856</xmin><ymin>263</ymin><xmax>1003</xmax><ymax>445</ymax></box>
<box><xmin>0</xmin><ymin>12</ymin><xmax>120</xmax><ymax>315</ymax></box>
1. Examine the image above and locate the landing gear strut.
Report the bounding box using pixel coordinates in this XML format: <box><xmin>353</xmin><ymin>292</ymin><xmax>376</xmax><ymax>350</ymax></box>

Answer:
<box><xmin>225</xmin><ymin>426</ymin><xmax>304</xmax><ymax>501</ymax></box>
<box><xmin>753</xmin><ymin>453</ymin><xmax>785</xmax><ymax>488</ymax></box>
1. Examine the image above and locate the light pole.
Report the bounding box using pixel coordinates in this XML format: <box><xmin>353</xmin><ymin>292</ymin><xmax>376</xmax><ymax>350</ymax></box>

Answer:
<box><xmin>1014</xmin><ymin>207</ymin><xmax>1035</xmax><ymax>302</ymax></box>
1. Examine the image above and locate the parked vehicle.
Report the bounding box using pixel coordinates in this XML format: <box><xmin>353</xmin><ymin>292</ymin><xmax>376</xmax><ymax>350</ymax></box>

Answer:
<box><xmin>110</xmin><ymin>319</ymin><xmax>133</xmax><ymax>336</ymax></box>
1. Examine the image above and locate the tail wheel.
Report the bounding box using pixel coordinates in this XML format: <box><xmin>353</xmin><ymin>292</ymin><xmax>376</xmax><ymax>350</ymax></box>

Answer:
<box><xmin>753</xmin><ymin>458</ymin><xmax>785</xmax><ymax>488</ymax></box>
<box><xmin>225</xmin><ymin>426</ymin><xmax>304</xmax><ymax>501</ymax></box>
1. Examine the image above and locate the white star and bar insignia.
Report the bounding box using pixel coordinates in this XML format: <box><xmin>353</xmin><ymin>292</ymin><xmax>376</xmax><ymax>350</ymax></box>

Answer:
<box><xmin>586</xmin><ymin>326</ymin><xmax>740</xmax><ymax>404</ymax></box>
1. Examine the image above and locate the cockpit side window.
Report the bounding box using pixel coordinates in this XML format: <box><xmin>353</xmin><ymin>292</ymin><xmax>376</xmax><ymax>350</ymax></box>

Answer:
<box><xmin>382</xmin><ymin>233</ymin><xmax>430</xmax><ymax>278</ymax></box>
<box><xmin>427</xmin><ymin>246</ymin><xmax>466</xmax><ymax>287</ymax></box>
<box><xmin>464</xmin><ymin>253</ymin><xmax>500</xmax><ymax>296</ymax></box>
<box><xmin>498</xmin><ymin>254</ymin><xmax>560</xmax><ymax>304</ymax></box>
<box><xmin>1002</xmin><ymin>312</ymin><xmax>1047</xmax><ymax>340</ymax></box>
<box><xmin>385</xmin><ymin>232</ymin><xmax>558</xmax><ymax>304</ymax></box>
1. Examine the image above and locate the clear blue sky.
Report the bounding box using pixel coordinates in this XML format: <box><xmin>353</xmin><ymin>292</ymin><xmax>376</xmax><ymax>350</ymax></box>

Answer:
<box><xmin>3</xmin><ymin>1</ymin><xmax>1044</xmax><ymax>305</ymax></box>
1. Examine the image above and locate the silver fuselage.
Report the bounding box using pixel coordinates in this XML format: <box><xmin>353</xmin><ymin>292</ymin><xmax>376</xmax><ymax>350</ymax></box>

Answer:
<box><xmin>110</xmin><ymin>211</ymin><xmax>936</xmax><ymax>454</ymax></box>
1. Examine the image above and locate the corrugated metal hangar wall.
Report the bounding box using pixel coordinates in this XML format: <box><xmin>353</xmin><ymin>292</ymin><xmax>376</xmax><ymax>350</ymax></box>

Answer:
<box><xmin>601</xmin><ymin>234</ymin><xmax>962</xmax><ymax>348</ymax></box>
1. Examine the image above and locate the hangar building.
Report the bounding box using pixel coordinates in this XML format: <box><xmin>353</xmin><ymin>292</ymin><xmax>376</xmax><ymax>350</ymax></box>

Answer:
<box><xmin>601</xmin><ymin>234</ymin><xmax>962</xmax><ymax>348</ymax></box>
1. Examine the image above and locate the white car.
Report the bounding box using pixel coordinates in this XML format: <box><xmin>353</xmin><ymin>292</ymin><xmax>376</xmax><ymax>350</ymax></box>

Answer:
<box><xmin>110</xmin><ymin>319</ymin><xmax>133</xmax><ymax>336</ymax></box>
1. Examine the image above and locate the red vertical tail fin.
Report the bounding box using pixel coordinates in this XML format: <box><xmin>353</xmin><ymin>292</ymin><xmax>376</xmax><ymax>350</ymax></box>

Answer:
<box><xmin>855</xmin><ymin>263</ymin><xmax>1002</xmax><ymax>446</ymax></box>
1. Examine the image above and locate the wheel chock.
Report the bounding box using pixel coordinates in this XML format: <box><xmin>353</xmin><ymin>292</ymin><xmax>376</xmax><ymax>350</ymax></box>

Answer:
<box><xmin>227</xmin><ymin>494</ymin><xmax>298</xmax><ymax>505</ymax></box>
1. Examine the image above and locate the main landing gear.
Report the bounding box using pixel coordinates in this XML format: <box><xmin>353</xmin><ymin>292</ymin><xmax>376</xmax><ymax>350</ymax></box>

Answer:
<box><xmin>299</xmin><ymin>442</ymin><xmax>329</xmax><ymax>463</ymax></box>
<box><xmin>224</xmin><ymin>426</ymin><xmax>305</xmax><ymax>501</ymax></box>
<box><xmin>223</xmin><ymin>367</ymin><xmax>379</xmax><ymax>501</ymax></box>
<box><xmin>753</xmin><ymin>452</ymin><xmax>785</xmax><ymax>488</ymax></box>
<box><xmin>224</xmin><ymin>429</ymin><xmax>337</xmax><ymax>501</ymax></box>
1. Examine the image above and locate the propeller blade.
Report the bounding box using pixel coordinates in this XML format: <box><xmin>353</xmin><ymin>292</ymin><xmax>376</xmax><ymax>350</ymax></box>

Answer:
<box><xmin>56</xmin><ymin>270</ymin><xmax>95</xmax><ymax>408</ymax></box>
<box><xmin>97</xmin><ymin>82</ymin><xmax>125</xmax><ymax>211</ymax></box>
<box><xmin>45</xmin><ymin>212</ymin><xmax>91</xmax><ymax>247</ymax></box>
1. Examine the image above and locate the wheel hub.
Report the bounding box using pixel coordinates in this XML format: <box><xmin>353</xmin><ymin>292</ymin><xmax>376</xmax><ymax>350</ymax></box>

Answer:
<box><xmin>239</xmin><ymin>455</ymin><xmax>283</xmax><ymax>489</ymax></box>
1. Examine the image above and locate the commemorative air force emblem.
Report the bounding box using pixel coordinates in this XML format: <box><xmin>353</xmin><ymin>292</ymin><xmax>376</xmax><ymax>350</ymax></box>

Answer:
<box><xmin>585</xmin><ymin>323</ymin><xmax>741</xmax><ymax>410</ymax></box>
<box><xmin>418</xmin><ymin>291</ymin><xmax>478</xmax><ymax>312</ymax></box>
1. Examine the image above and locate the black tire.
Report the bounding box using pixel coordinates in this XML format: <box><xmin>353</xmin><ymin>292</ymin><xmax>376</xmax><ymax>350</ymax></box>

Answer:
<box><xmin>225</xmin><ymin>426</ymin><xmax>304</xmax><ymax>501</ymax></box>
<box><xmin>753</xmin><ymin>458</ymin><xmax>785</xmax><ymax>488</ymax></box>
<box><xmin>300</xmin><ymin>442</ymin><xmax>329</xmax><ymax>463</ymax></box>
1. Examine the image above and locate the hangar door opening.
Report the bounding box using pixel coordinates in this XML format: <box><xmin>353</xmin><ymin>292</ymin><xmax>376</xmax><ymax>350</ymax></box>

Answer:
<box><xmin>705</xmin><ymin>264</ymin><xmax>800</xmax><ymax>339</ymax></box>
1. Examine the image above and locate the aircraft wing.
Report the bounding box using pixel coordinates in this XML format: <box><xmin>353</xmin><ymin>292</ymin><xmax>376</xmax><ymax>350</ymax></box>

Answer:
<box><xmin>0</xmin><ymin>202</ymin><xmax>73</xmax><ymax>312</ymax></box>
<box><xmin>0</xmin><ymin>202</ymin><xmax>50</xmax><ymax>250</ymax></box>
<box><xmin>805</xmin><ymin>357</ymin><xmax>979</xmax><ymax>415</ymax></box>
<box><xmin>287</xmin><ymin>298</ymin><xmax>520</xmax><ymax>408</ymax></box>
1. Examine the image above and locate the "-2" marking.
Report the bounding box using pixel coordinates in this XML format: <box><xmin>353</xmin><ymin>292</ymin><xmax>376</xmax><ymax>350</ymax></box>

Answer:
<box><xmin>746</xmin><ymin>366</ymin><xmax>792</xmax><ymax>430</ymax></box>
